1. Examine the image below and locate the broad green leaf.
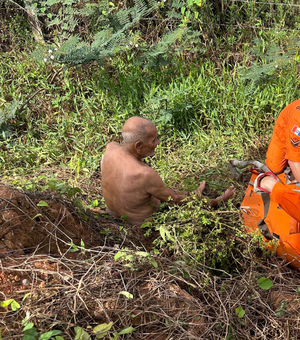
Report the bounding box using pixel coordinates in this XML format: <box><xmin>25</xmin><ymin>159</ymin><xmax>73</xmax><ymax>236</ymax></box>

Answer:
<box><xmin>22</xmin><ymin>314</ymin><xmax>30</xmax><ymax>325</ymax></box>
<box><xmin>159</xmin><ymin>226</ymin><xmax>167</xmax><ymax>242</ymax></box>
<box><xmin>23</xmin><ymin>323</ymin><xmax>35</xmax><ymax>331</ymax></box>
<box><xmin>74</xmin><ymin>327</ymin><xmax>91</xmax><ymax>340</ymax></box>
<box><xmin>37</xmin><ymin>200</ymin><xmax>49</xmax><ymax>207</ymax></box>
<box><xmin>149</xmin><ymin>258</ymin><xmax>158</xmax><ymax>268</ymax></box>
<box><xmin>24</xmin><ymin>328</ymin><xmax>38</xmax><ymax>337</ymax></box>
<box><xmin>11</xmin><ymin>300</ymin><xmax>20</xmax><ymax>311</ymax></box>
<box><xmin>235</xmin><ymin>305</ymin><xmax>245</xmax><ymax>318</ymax></box>
<box><xmin>93</xmin><ymin>322</ymin><xmax>113</xmax><ymax>338</ymax></box>
<box><xmin>39</xmin><ymin>330</ymin><xmax>62</xmax><ymax>340</ymax></box>
<box><xmin>135</xmin><ymin>251</ymin><xmax>149</xmax><ymax>257</ymax></box>
<box><xmin>118</xmin><ymin>327</ymin><xmax>135</xmax><ymax>335</ymax></box>
<box><xmin>68</xmin><ymin>243</ymin><xmax>78</xmax><ymax>252</ymax></box>
<box><xmin>33</xmin><ymin>213</ymin><xmax>43</xmax><ymax>219</ymax></box>
<box><xmin>67</xmin><ymin>187</ymin><xmax>81</xmax><ymax>199</ymax></box>
<box><xmin>93</xmin><ymin>322</ymin><xmax>113</xmax><ymax>334</ymax></box>
<box><xmin>258</xmin><ymin>277</ymin><xmax>273</xmax><ymax>290</ymax></box>
<box><xmin>80</xmin><ymin>239</ymin><xmax>85</xmax><ymax>248</ymax></box>
<box><xmin>114</xmin><ymin>251</ymin><xmax>123</xmax><ymax>261</ymax></box>
<box><xmin>140</xmin><ymin>222</ymin><xmax>152</xmax><ymax>228</ymax></box>
<box><xmin>0</xmin><ymin>299</ymin><xmax>13</xmax><ymax>307</ymax></box>
<box><xmin>297</xmin><ymin>286</ymin><xmax>300</xmax><ymax>295</ymax></box>
<box><xmin>55</xmin><ymin>337</ymin><xmax>65</xmax><ymax>340</ymax></box>
<box><xmin>118</xmin><ymin>291</ymin><xmax>133</xmax><ymax>299</ymax></box>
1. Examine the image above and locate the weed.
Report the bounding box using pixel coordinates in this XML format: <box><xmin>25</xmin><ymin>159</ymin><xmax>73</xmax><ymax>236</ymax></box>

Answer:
<box><xmin>114</xmin><ymin>248</ymin><xmax>158</xmax><ymax>271</ymax></box>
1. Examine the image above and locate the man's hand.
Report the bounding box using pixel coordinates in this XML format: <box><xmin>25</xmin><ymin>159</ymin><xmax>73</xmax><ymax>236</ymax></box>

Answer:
<box><xmin>193</xmin><ymin>182</ymin><xmax>236</xmax><ymax>207</ymax></box>
<box><xmin>209</xmin><ymin>185</ymin><xmax>236</xmax><ymax>207</ymax></box>
<box><xmin>221</xmin><ymin>185</ymin><xmax>236</xmax><ymax>202</ymax></box>
<box><xmin>193</xmin><ymin>180</ymin><xmax>206</xmax><ymax>198</ymax></box>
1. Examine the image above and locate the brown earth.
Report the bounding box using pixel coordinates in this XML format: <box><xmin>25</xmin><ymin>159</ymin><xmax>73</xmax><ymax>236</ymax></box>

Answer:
<box><xmin>0</xmin><ymin>183</ymin><xmax>155</xmax><ymax>258</ymax></box>
<box><xmin>0</xmin><ymin>183</ymin><xmax>94</xmax><ymax>257</ymax></box>
<box><xmin>0</xmin><ymin>181</ymin><xmax>207</xmax><ymax>339</ymax></box>
<box><xmin>1</xmin><ymin>183</ymin><xmax>300</xmax><ymax>339</ymax></box>
<box><xmin>0</xmin><ymin>182</ymin><xmax>156</xmax><ymax>296</ymax></box>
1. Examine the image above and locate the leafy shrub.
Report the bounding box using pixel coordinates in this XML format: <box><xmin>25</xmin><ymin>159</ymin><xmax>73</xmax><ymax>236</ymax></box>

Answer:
<box><xmin>150</xmin><ymin>198</ymin><xmax>244</xmax><ymax>273</ymax></box>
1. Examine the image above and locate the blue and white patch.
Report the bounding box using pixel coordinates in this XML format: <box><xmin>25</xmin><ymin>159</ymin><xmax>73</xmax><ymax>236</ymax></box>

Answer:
<box><xmin>292</xmin><ymin>125</ymin><xmax>300</xmax><ymax>137</ymax></box>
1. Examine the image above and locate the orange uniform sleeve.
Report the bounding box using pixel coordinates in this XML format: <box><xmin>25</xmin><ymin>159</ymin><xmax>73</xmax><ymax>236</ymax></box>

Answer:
<box><xmin>266</xmin><ymin>101</ymin><xmax>300</xmax><ymax>172</ymax></box>
<box><xmin>272</xmin><ymin>182</ymin><xmax>300</xmax><ymax>223</ymax></box>
<box><xmin>286</xmin><ymin>115</ymin><xmax>300</xmax><ymax>163</ymax></box>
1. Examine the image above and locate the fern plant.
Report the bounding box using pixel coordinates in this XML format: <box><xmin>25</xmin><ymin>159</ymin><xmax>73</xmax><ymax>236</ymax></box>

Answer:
<box><xmin>240</xmin><ymin>37</ymin><xmax>300</xmax><ymax>84</ymax></box>
<box><xmin>0</xmin><ymin>99</ymin><xmax>22</xmax><ymax>138</ymax></box>
<box><xmin>30</xmin><ymin>0</ymin><xmax>161</xmax><ymax>65</ymax></box>
<box><xmin>28</xmin><ymin>0</ymin><xmax>205</xmax><ymax>68</ymax></box>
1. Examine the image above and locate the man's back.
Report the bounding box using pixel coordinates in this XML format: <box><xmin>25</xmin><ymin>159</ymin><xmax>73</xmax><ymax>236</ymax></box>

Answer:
<box><xmin>101</xmin><ymin>142</ymin><xmax>160</xmax><ymax>225</ymax></box>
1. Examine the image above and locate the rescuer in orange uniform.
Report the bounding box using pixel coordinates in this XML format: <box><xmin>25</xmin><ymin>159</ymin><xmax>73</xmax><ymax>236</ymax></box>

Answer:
<box><xmin>266</xmin><ymin>99</ymin><xmax>300</xmax><ymax>181</ymax></box>
<box><xmin>265</xmin><ymin>99</ymin><xmax>300</xmax><ymax>233</ymax></box>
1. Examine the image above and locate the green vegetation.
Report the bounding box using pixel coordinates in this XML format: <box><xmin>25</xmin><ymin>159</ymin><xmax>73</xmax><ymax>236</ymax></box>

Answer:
<box><xmin>1</xmin><ymin>0</ymin><xmax>300</xmax><ymax>338</ymax></box>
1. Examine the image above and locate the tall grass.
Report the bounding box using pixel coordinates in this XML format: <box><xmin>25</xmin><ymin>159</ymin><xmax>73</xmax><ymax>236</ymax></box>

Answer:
<box><xmin>1</xmin><ymin>45</ymin><xmax>300</xmax><ymax>183</ymax></box>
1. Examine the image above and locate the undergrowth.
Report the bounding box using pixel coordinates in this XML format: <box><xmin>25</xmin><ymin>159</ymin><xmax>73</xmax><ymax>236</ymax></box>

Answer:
<box><xmin>1</xmin><ymin>48</ymin><xmax>300</xmax><ymax>179</ymax></box>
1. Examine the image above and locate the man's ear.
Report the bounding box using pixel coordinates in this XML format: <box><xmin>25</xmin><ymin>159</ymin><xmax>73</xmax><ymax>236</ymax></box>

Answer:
<box><xmin>135</xmin><ymin>141</ymin><xmax>143</xmax><ymax>150</ymax></box>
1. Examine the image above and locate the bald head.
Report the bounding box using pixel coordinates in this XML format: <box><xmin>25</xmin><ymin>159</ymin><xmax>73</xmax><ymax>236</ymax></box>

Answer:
<box><xmin>122</xmin><ymin>117</ymin><xmax>155</xmax><ymax>143</ymax></box>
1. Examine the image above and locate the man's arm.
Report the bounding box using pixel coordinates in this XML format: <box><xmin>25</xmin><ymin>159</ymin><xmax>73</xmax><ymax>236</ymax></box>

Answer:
<box><xmin>144</xmin><ymin>169</ymin><xmax>235</xmax><ymax>206</ymax></box>
<box><xmin>144</xmin><ymin>169</ymin><xmax>190</xmax><ymax>204</ymax></box>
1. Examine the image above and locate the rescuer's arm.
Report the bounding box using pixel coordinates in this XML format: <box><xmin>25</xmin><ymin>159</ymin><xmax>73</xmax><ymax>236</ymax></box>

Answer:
<box><xmin>288</xmin><ymin>160</ymin><xmax>300</xmax><ymax>183</ymax></box>
<box><xmin>260</xmin><ymin>176</ymin><xmax>300</xmax><ymax>224</ymax></box>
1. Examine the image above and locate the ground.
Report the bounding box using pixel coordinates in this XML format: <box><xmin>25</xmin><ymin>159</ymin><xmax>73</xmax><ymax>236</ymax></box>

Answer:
<box><xmin>1</xmin><ymin>182</ymin><xmax>300</xmax><ymax>339</ymax></box>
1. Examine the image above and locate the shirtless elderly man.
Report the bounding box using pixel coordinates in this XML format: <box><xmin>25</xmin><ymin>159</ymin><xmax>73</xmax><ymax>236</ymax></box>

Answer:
<box><xmin>101</xmin><ymin>117</ymin><xmax>236</xmax><ymax>225</ymax></box>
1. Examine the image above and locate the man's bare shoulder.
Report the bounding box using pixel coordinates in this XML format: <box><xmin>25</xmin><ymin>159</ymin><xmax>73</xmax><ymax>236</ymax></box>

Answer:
<box><xmin>106</xmin><ymin>141</ymin><xmax>120</xmax><ymax>150</ymax></box>
<box><xmin>104</xmin><ymin>142</ymin><xmax>121</xmax><ymax>157</ymax></box>
<box><xmin>140</xmin><ymin>165</ymin><xmax>163</xmax><ymax>183</ymax></box>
